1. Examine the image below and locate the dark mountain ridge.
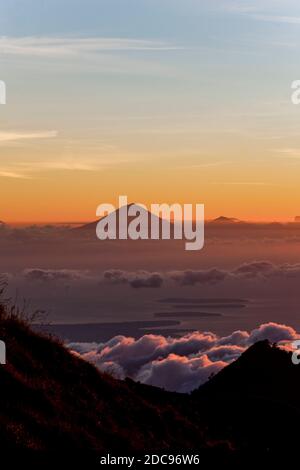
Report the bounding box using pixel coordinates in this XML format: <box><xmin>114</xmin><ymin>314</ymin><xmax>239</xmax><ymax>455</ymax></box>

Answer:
<box><xmin>1</xmin><ymin>307</ymin><xmax>300</xmax><ymax>465</ymax></box>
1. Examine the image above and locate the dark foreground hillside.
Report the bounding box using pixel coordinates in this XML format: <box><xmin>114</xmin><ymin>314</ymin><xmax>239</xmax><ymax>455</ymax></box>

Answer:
<box><xmin>0</xmin><ymin>305</ymin><xmax>300</xmax><ymax>465</ymax></box>
<box><xmin>0</xmin><ymin>312</ymin><xmax>227</xmax><ymax>464</ymax></box>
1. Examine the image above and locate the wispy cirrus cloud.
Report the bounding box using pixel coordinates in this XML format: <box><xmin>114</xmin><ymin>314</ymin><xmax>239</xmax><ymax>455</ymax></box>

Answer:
<box><xmin>0</xmin><ymin>130</ymin><xmax>57</xmax><ymax>143</ymax></box>
<box><xmin>224</xmin><ymin>3</ymin><xmax>300</xmax><ymax>25</ymax></box>
<box><xmin>0</xmin><ymin>36</ymin><xmax>182</xmax><ymax>58</ymax></box>
<box><xmin>211</xmin><ymin>181</ymin><xmax>280</xmax><ymax>186</ymax></box>
<box><xmin>0</xmin><ymin>159</ymin><xmax>107</xmax><ymax>178</ymax></box>
<box><xmin>0</xmin><ymin>131</ymin><xmax>58</xmax><ymax>178</ymax></box>
<box><xmin>274</xmin><ymin>148</ymin><xmax>300</xmax><ymax>158</ymax></box>
<box><xmin>0</xmin><ymin>170</ymin><xmax>30</xmax><ymax>179</ymax></box>
<box><xmin>253</xmin><ymin>14</ymin><xmax>300</xmax><ymax>25</ymax></box>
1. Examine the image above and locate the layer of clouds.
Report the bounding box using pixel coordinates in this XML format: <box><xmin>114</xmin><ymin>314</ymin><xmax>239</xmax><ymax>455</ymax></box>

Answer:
<box><xmin>169</xmin><ymin>268</ymin><xmax>229</xmax><ymax>286</ymax></box>
<box><xmin>169</xmin><ymin>261</ymin><xmax>300</xmax><ymax>286</ymax></box>
<box><xmin>5</xmin><ymin>261</ymin><xmax>300</xmax><ymax>289</ymax></box>
<box><xmin>68</xmin><ymin>322</ymin><xmax>298</xmax><ymax>393</ymax></box>
<box><xmin>23</xmin><ymin>268</ymin><xmax>90</xmax><ymax>282</ymax></box>
<box><xmin>103</xmin><ymin>269</ymin><xmax>164</xmax><ymax>288</ymax></box>
<box><xmin>102</xmin><ymin>262</ymin><xmax>300</xmax><ymax>288</ymax></box>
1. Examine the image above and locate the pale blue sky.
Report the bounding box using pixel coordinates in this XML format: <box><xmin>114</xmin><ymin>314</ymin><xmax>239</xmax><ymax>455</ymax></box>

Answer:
<box><xmin>1</xmin><ymin>0</ymin><xmax>299</xmax><ymax>125</ymax></box>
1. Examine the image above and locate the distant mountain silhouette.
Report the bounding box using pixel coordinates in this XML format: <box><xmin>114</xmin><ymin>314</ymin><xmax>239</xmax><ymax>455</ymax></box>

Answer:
<box><xmin>75</xmin><ymin>203</ymin><xmax>176</xmax><ymax>238</ymax></box>
<box><xmin>209</xmin><ymin>216</ymin><xmax>241</xmax><ymax>224</ymax></box>
<box><xmin>76</xmin><ymin>203</ymin><xmax>155</xmax><ymax>231</ymax></box>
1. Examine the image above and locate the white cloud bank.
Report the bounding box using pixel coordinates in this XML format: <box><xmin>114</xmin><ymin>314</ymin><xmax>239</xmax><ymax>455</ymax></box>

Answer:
<box><xmin>68</xmin><ymin>322</ymin><xmax>298</xmax><ymax>393</ymax></box>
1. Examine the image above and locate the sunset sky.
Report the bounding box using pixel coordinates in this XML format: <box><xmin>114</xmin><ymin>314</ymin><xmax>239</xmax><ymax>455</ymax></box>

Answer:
<box><xmin>1</xmin><ymin>0</ymin><xmax>300</xmax><ymax>222</ymax></box>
